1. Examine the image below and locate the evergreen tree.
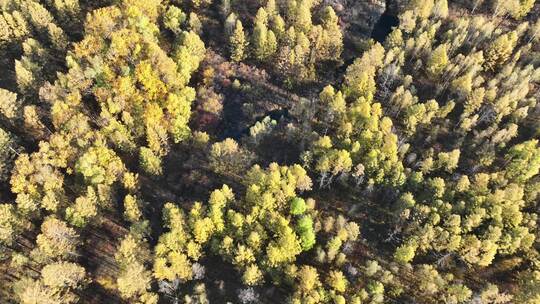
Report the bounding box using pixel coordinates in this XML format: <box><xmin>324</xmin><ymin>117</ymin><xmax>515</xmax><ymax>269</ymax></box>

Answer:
<box><xmin>427</xmin><ymin>44</ymin><xmax>448</xmax><ymax>77</ymax></box>
<box><xmin>230</xmin><ymin>20</ymin><xmax>248</xmax><ymax>62</ymax></box>
<box><xmin>485</xmin><ymin>32</ymin><xmax>518</xmax><ymax>70</ymax></box>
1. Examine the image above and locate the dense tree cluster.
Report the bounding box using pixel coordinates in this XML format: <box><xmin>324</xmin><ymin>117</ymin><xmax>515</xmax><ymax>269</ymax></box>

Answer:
<box><xmin>292</xmin><ymin>0</ymin><xmax>540</xmax><ymax>302</ymax></box>
<box><xmin>151</xmin><ymin>163</ymin><xmax>370</xmax><ymax>303</ymax></box>
<box><xmin>226</xmin><ymin>0</ymin><xmax>343</xmax><ymax>85</ymax></box>
<box><xmin>0</xmin><ymin>0</ymin><xmax>203</xmax><ymax>302</ymax></box>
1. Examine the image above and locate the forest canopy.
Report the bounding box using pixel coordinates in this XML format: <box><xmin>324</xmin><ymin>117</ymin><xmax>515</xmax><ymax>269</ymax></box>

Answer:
<box><xmin>1</xmin><ymin>0</ymin><xmax>540</xmax><ymax>303</ymax></box>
